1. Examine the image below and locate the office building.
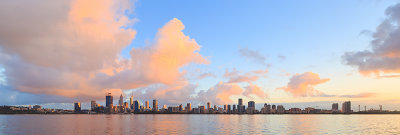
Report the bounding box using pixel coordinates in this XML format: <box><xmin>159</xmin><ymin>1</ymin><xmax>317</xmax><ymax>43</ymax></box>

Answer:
<box><xmin>74</xmin><ymin>102</ymin><xmax>81</xmax><ymax>112</ymax></box>
<box><xmin>134</xmin><ymin>100</ymin><xmax>140</xmax><ymax>111</ymax></box>
<box><xmin>119</xmin><ymin>94</ymin><xmax>123</xmax><ymax>107</ymax></box>
<box><xmin>130</xmin><ymin>96</ymin><xmax>133</xmax><ymax>110</ymax></box>
<box><xmin>207</xmin><ymin>102</ymin><xmax>211</xmax><ymax>110</ymax></box>
<box><xmin>186</xmin><ymin>103</ymin><xmax>191</xmax><ymax>112</ymax></box>
<box><xmin>153</xmin><ymin>99</ymin><xmax>158</xmax><ymax>111</ymax></box>
<box><xmin>179</xmin><ymin>104</ymin><xmax>183</xmax><ymax>111</ymax></box>
<box><xmin>332</xmin><ymin>103</ymin><xmax>339</xmax><ymax>111</ymax></box>
<box><xmin>247</xmin><ymin>101</ymin><xmax>256</xmax><ymax>113</ymax></box>
<box><xmin>91</xmin><ymin>100</ymin><xmax>97</xmax><ymax>110</ymax></box>
<box><xmin>342</xmin><ymin>101</ymin><xmax>351</xmax><ymax>113</ymax></box>
<box><xmin>145</xmin><ymin>101</ymin><xmax>150</xmax><ymax>109</ymax></box>
<box><xmin>227</xmin><ymin>105</ymin><xmax>231</xmax><ymax>113</ymax></box>
<box><xmin>106</xmin><ymin>93</ymin><xmax>113</xmax><ymax>108</ymax></box>
<box><xmin>277</xmin><ymin>105</ymin><xmax>285</xmax><ymax>113</ymax></box>
<box><xmin>238</xmin><ymin>98</ymin><xmax>243</xmax><ymax>105</ymax></box>
<box><xmin>272</xmin><ymin>105</ymin><xmax>276</xmax><ymax>110</ymax></box>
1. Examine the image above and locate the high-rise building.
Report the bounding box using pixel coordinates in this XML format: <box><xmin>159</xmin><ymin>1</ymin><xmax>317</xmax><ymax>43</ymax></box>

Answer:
<box><xmin>130</xmin><ymin>96</ymin><xmax>133</xmax><ymax>110</ymax></box>
<box><xmin>119</xmin><ymin>94</ymin><xmax>124</xmax><ymax>107</ymax></box>
<box><xmin>153</xmin><ymin>99</ymin><xmax>158</xmax><ymax>111</ymax></box>
<box><xmin>238</xmin><ymin>98</ymin><xmax>243</xmax><ymax>106</ymax></box>
<box><xmin>145</xmin><ymin>101</ymin><xmax>150</xmax><ymax>109</ymax></box>
<box><xmin>91</xmin><ymin>100</ymin><xmax>97</xmax><ymax>111</ymax></box>
<box><xmin>186</xmin><ymin>103</ymin><xmax>192</xmax><ymax>112</ymax></box>
<box><xmin>179</xmin><ymin>104</ymin><xmax>183</xmax><ymax>111</ymax></box>
<box><xmin>277</xmin><ymin>105</ymin><xmax>285</xmax><ymax>113</ymax></box>
<box><xmin>332</xmin><ymin>103</ymin><xmax>339</xmax><ymax>111</ymax></box>
<box><xmin>199</xmin><ymin>106</ymin><xmax>205</xmax><ymax>113</ymax></box>
<box><xmin>232</xmin><ymin>104</ymin><xmax>236</xmax><ymax>113</ymax></box>
<box><xmin>214</xmin><ymin>105</ymin><xmax>217</xmax><ymax>111</ymax></box>
<box><xmin>106</xmin><ymin>93</ymin><xmax>113</xmax><ymax>108</ymax></box>
<box><xmin>207</xmin><ymin>102</ymin><xmax>211</xmax><ymax>110</ymax></box>
<box><xmin>227</xmin><ymin>105</ymin><xmax>231</xmax><ymax>113</ymax></box>
<box><xmin>134</xmin><ymin>100</ymin><xmax>140</xmax><ymax>111</ymax></box>
<box><xmin>74</xmin><ymin>102</ymin><xmax>81</xmax><ymax>112</ymax></box>
<box><xmin>247</xmin><ymin>101</ymin><xmax>256</xmax><ymax>113</ymax></box>
<box><xmin>224</xmin><ymin>105</ymin><xmax>227</xmax><ymax>111</ymax></box>
<box><xmin>272</xmin><ymin>105</ymin><xmax>276</xmax><ymax>110</ymax></box>
<box><xmin>342</xmin><ymin>101</ymin><xmax>351</xmax><ymax>113</ymax></box>
<box><xmin>248</xmin><ymin>101</ymin><xmax>255</xmax><ymax>108</ymax></box>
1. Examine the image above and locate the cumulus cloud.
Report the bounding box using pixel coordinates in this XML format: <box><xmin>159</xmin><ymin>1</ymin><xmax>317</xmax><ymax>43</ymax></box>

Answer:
<box><xmin>239</xmin><ymin>47</ymin><xmax>267</xmax><ymax>65</ymax></box>
<box><xmin>243</xmin><ymin>84</ymin><xmax>267</xmax><ymax>99</ymax></box>
<box><xmin>93</xmin><ymin>18</ymin><xmax>209</xmax><ymax>89</ymax></box>
<box><xmin>0</xmin><ymin>0</ymin><xmax>209</xmax><ymax>103</ymax></box>
<box><xmin>196</xmin><ymin>82</ymin><xmax>244</xmax><ymax>105</ymax></box>
<box><xmin>343</xmin><ymin>3</ymin><xmax>400</xmax><ymax>76</ymax></box>
<box><xmin>280</xmin><ymin>72</ymin><xmax>330</xmax><ymax>97</ymax></box>
<box><xmin>223</xmin><ymin>68</ymin><xmax>268</xmax><ymax>83</ymax></box>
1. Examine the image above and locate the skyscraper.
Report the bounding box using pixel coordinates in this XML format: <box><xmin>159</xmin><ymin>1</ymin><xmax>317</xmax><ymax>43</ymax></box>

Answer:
<box><xmin>342</xmin><ymin>101</ymin><xmax>351</xmax><ymax>113</ymax></box>
<box><xmin>272</xmin><ymin>105</ymin><xmax>276</xmax><ymax>110</ymax></box>
<box><xmin>238</xmin><ymin>98</ymin><xmax>243</xmax><ymax>105</ymax></box>
<box><xmin>130</xmin><ymin>96</ymin><xmax>133</xmax><ymax>110</ymax></box>
<box><xmin>106</xmin><ymin>93</ymin><xmax>113</xmax><ymax>108</ymax></box>
<box><xmin>332</xmin><ymin>103</ymin><xmax>339</xmax><ymax>111</ymax></box>
<box><xmin>248</xmin><ymin>101</ymin><xmax>255</xmax><ymax>113</ymax></box>
<box><xmin>119</xmin><ymin>94</ymin><xmax>124</xmax><ymax>107</ymax></box>
<box><xmin>134</xmin><ymin>100</ymin><xmax>140</xmax><ymax>112</ymax></box>
<box><xmin>232</xmin><ymin>104</ymin><xmax>236</xmax><ymax>113</ymax></box>
<box><xmin>90</xmin><ymin>100</ymin><xmax>97</xmax><ymax>111</ymax></box>
<box><xmin>74</xmin><ymin>102</ymin><xmax>81</xmax><ymax>112</ymax></box>
<box><xmin>207</xmin><ymin>102</ymin><xmax>211</xmax><ymax>110</ymax></box>
<box><xmin>186</xmin><ymin>103</ymin><xmax>191</xmax><ymax>112</ymax></box>
<box><xmin>145</xmin><ymin>100</ymin><xmax>150</xmax><ymax>109</ymax></box>
<box><xmin>227</xmin><ymin>105</ymin><xmax>231</xmax><ymax>113</ymax></box>
<box><xmin>153</xmin><ymin>99</ymin><xmax>158</xmax><ymax>111</ymax></box>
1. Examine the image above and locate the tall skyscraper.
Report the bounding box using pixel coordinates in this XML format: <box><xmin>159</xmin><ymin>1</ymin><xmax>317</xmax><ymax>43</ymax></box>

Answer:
<box><xmin>90</xmin><ymin>100</ymin><xmax>97</xmax><ymax>111</ymax></box>
<box><xmin>130</xmin><ymin>96</ymin><xmax>133</xmax><ymax>110</ymax></box>
<box><xmin>145</xmin><ymin>100</ymin><xmax>150</xmax><ymax>109</ymax></box>
<box><xmin>232</xmin><ymin>104</ymin><xmax>236</xmax><ymax>113</ymax></box>
<box><xmin>227</xmin><ymin>105</ymin><xmax>231</xmax><ymax>113</ymax></box>
<box><xmin>119</xmin><ymin>94</ymin><xmax>124</xmax><ymax>107</ymax></box>
<box><xmin>74</xmin><ymin>102</ymin><xmax>81</xmax><ymax>112</ymax></box>
<box><xmin>106</xmin><ymin>93</ymin><xmax>113</xmax><ymax>108</ymax></box>
<box><xmin>248</xmin><ymin>101</ymin><xmax>255</xmax><ymax>108</ymax></box>
<box><xmin>207</xmin><ymin>102</ymin><xmax>211</xmax><ymax>110</ymax></box>
<box><xmin>332</xmin><ymin>103</ymin><xmax>339</xmax><ymax>111</ymax></box>
<box><xmin>153</xmin><ymin>99</ymin><xmax>158</xmax><ymax>111</ymax></box>
<box><xmin>186</xmin><ymin>103</ymin><xmax>192</xmax><ymax>112</ymax></box>
<box><xmin>224</xmin><ymin>105</ymin><xmax>227</xmax><ymax>111</ymax></box>
<box><xmin>134</xmin><ymin>100</ymin><xmax>140</xmax><ymax>111</ymax></box>
<box><xmin>272</xmin><ymin>105</ymin><xmax>276</xmax><ymax>110</ymax></box>
<box><xmin>238</xmin><ymin>98</ymin><xmax>243</xmax><ymax>106</ymax></box>
<box><xmin>179</xmin><ymin>104</ymin><xmax>183</xmax><ymax>111</ymax></box>
<box><xmin>342</xmin><ymin>101</ymin><xmax>351</xmax><ymax>113</ymax></box>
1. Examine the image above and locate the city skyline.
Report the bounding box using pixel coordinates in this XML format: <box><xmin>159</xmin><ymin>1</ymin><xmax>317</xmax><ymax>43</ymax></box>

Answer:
<box><xmin>1</xmin><ymin>0</ymin><xmax>400</xmax><ymax>111</ymax></box>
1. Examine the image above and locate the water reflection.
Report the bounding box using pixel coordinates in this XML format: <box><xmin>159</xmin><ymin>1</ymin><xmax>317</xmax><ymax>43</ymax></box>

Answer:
<box><xmin>0</xmin><ymin>114</ymin><xmax>399</xmax><ymax>134</ymax></box>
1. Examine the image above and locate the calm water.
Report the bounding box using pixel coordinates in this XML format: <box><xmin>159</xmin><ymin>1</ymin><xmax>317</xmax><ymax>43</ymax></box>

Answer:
<box><xmin>0</xmin><ymin>114</ymin><xmax>399</xmax><ymax>134</ymax></box>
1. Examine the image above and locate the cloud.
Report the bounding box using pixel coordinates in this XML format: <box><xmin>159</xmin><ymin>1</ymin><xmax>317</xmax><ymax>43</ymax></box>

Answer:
<box><xmin>239</xmin><ymin>47</ymin><xmax>267</xmax><ymax>65</ymax></box>
<box><xmin>279</xmin><ymin>72</ymin><xmax>330</xmax><ymax>97</ymax></box>
<box><xmin>196</xmin><ymin>72</ymin><xmax>216</xmax><ymax>79</ymax></box>
<box><xmin>243</xmin><ymin>84</ymin><xmax>267</xmax><ymax>99</ymax></box>
<box><xmin>93</xmin><ymin>18</ymin><xmax>209</xmax><ymax>89</ymax></box>
<box><xmin>196</xmin><ymin>82</ymin><xmax>244</xmax><ymax>105</ymax></box>
<box><xmin>0</xmin><ymin>0</ymin><xmax>209</xmax><ymax>103</ymax></box>
<box><xmin>342</xmin><ymin>3</ymin><xmax>400</xmax><ymax>76</ymax></box>
<box><xmin>340</xmin><ymin>93</ymin><xmax>377</xmax><ymax>98</ymax></box>
<box><xmin>223</xmin><ymin>68</ymin><xmax>268</xmax><ymax>83</ymax></box>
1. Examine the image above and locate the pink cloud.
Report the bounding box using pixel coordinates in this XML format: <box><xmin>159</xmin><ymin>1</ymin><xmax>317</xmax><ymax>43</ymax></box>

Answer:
<box><xmin>280</xmin><ymin>72</ymin><xmax>330</xmax><ymax>97</ymax></box>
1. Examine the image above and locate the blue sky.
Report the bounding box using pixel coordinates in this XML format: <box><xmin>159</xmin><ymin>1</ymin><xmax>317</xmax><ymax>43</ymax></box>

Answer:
<box><xmin>1</xmin><ymin>0</ymin><xmax>400</xmax><ymax>110</ymax></box>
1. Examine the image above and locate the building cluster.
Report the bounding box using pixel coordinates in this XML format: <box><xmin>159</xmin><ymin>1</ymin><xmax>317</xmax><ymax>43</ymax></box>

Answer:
<box><xmin>75</xmin><ymin>93</ymin><xmax>362</xmax><ymax>114</ymax></box>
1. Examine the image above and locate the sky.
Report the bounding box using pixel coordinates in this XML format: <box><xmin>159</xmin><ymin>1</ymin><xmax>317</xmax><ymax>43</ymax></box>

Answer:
<box><xmin>0</xmin><ymin>0</ymin><xmax>400</xmax><ymax>110</ymax></box>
